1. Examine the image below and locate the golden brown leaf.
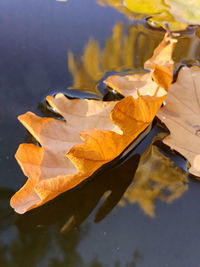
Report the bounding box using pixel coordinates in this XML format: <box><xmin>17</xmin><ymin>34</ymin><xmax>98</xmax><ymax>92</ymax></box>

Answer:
<box><xmin>11</xmin><ymin>33</ymin><xmax>176</xmax><ymax>214</ymax></box>
<box><xmin>157</xmin><ymin>66</ymin><xmax>200</xmax><ymax>177</ymax></box>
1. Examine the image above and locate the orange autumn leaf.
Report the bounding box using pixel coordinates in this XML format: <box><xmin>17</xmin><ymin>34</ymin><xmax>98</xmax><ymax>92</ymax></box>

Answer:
<box><xmin>11</xmin><ymin>33</ymin><xmax>176</xmax><ymax>214</ymax></box>
<box><xmin>157</xmin><ymin>66</ymin><xmax>200</xmax><ymax>177</ymax></box>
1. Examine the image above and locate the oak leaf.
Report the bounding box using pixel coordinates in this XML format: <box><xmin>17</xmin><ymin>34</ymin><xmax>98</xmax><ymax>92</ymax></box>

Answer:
<box><xmin>11</xmin><ymin>34</ymin><xmax>176</xmax><ymax>214</ymax></box>
<box><xmin>157</xmin><ymin>66</ymin><xmax>200</xmax><ymax>177</ymax></box>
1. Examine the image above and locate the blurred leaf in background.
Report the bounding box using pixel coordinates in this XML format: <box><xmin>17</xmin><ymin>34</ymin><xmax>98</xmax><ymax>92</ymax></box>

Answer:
<box><xmin>98</xmin><ymin>0</ymin><xmax>200</xmax><ymax>31</ymax></box>
<box><xmin>165</xmin><ymin>0</ymin><xmax>200</xmax><ymax>25</ymax></box>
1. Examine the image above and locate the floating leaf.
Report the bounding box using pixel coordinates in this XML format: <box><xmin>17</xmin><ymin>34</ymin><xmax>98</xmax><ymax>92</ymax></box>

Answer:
<box><xmin>157</xmin><ymin>66</ymin><xmax>200</xmax><ymax>177</ymax></box>
<box><xmin>11</xmin><ymin>34</ymin><xmax>176</xmax><ymax>214</ymax></box>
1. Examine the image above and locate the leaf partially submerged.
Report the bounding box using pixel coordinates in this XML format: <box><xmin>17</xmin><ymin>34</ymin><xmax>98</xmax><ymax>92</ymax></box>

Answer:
<box><xmin>11</xmin><ymin>34</ymin><xmax>176</xmax><ymax>214</ymax></box>
<box><xmin>157</xmin><ymin>66</ymin><xmax>200</xmax><ymax>177</ymax></box>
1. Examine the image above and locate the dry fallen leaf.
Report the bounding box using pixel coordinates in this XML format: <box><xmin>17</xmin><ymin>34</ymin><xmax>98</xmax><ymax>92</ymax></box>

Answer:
<box><xmin>157</xmin><ymin>66</ymin><xmax>200</xmax><ymax>177</ymax></box>
<box><xmin>11</xmin><ymin>33</ymin><xmax>176</xmax><ymax>214</ymax></box>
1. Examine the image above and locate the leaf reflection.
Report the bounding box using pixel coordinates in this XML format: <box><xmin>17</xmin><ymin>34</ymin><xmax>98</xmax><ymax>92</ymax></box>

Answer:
<box><xmin>120</xmin><ymin>136</ymin><xmax>188</xmax><ymax>217</ymax></box>
<box><xmin>68</xmin><ymin>22</ymin><xmax>200</xmax><ymax>95</ymax></box>
<box><xmin>68</xmin><ymin>22</ymin><xmax>159</xmax><ymax>95</ymax></box>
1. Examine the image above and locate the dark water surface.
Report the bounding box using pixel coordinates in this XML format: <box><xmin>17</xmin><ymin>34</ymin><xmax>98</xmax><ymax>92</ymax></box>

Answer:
<box><xmin>1</xmin><ymin>0</ymin><xmax>200</xmax><ymax>266</ymax></box>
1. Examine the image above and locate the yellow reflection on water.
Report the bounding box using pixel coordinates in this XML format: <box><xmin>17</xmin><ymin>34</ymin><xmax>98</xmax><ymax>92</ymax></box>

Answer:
<box><xmin>68</xmin><ymin>22</ymin><xmax>161</xmax><ymax>94</ymax></box>
<box><xmin>68</xmin><ymin>22</ymin><xmax>200</xmax><ymax>95</ymax></box>
<box><xmin>120</xmin><ymin>137</ymin><xmax>188</xmax><ymax>217</ymax></box>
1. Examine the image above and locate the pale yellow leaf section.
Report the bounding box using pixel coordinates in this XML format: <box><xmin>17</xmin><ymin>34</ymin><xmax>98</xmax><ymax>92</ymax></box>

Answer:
<box><xmin>157</xmin><ymin>66</ymin><xmax>200</xmax><ymax>177</ymax></box>
<box><xmin>11</xmin><ymin>34</ymin><xmax>175</xmax><ymax>214</ymax></box>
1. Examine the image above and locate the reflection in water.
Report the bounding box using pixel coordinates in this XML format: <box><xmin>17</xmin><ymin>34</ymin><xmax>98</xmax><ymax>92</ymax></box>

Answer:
<box><xmin>120</xmin><ymin>135</ymin><xmax>188</xmax><ymax>217</ymax></box>
<box><xmin>0</xmin><ymin>189</ymin><xmax>14</xmax><ymax>231</ymax></box>
<box><xmin>0</xmin><ymin>192</ymin><xmax>104</xmax><ymax>266</ymax></box>
<box><xmin>115</xmin><ymin>250</ymin><xmax>142</xmax><ymax>267</ymax></box>
<box><xmin>0</xmin><ymin>214</ymin><xmax>89</xmax><ymax>266</ymax></box>
<box><xmin>68</xmin><ymin>22</ymin><xmax>200</xmax><ymax>95</ymax></box>
<box><xmin>68</xmin><ymin>22</ymin><xmax>158</xmax><ymax>95</ymax></box>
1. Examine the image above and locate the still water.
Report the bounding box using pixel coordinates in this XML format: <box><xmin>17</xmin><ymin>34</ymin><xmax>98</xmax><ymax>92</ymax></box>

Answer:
<box><xmin>1</xmin><ymin>0</ymin><xmax>200</xmax><ymax>266</ymax></box>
